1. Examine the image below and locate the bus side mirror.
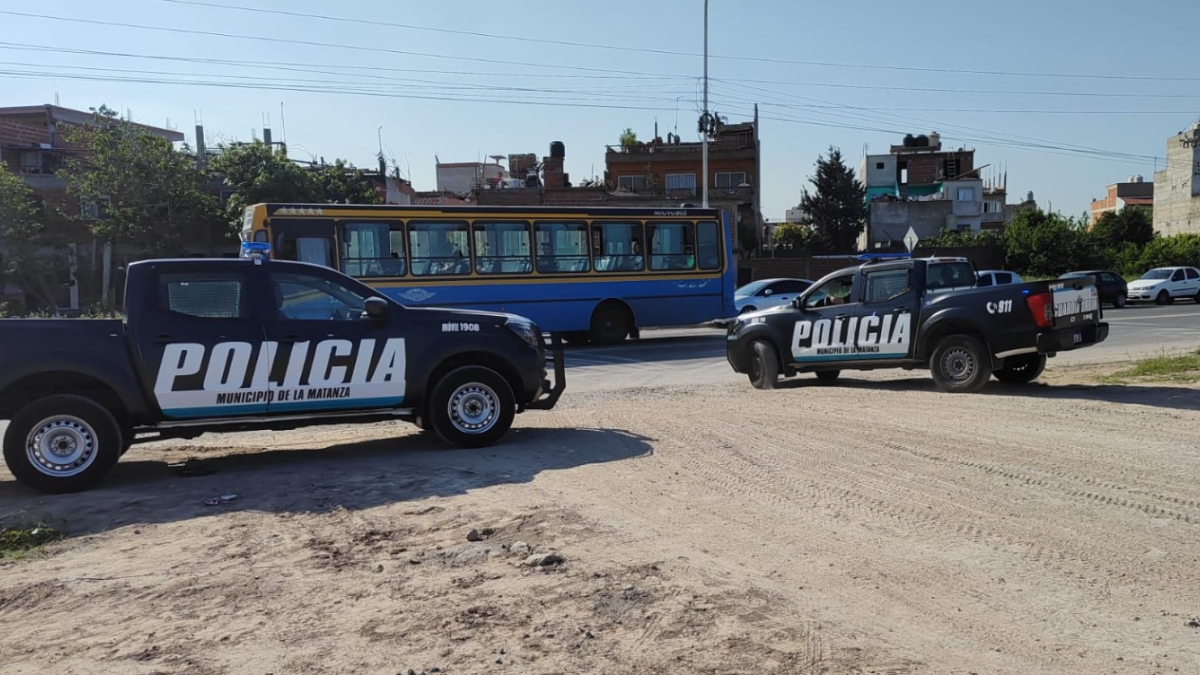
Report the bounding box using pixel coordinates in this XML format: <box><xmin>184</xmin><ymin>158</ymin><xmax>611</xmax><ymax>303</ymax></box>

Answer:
<box><xmin>365</xmin><ymin>296</ymin><xmax>389</xmax><ymax>319</ymax></box>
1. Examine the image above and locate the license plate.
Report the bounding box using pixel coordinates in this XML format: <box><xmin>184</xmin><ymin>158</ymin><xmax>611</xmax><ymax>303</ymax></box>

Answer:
<box><xmin>1073</xmin><ymin>331</ymin><xmax>1082</xmax><ymax>344</ymax></box>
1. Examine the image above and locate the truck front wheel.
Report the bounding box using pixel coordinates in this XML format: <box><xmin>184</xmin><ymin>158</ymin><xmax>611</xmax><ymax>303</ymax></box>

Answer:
<box><xmin>993</xmin><ymin>354</ymin><xmax>1047</xmax><ymax>384</ymax></box>
<box><xmin>748</xmin><ymin>341</ymin><xmax>780</xmax><ymax>390</ymax></box>
<box><xmin>930</xmin><ymin>335</ymin><xmax>992</xmax><ymax>393</ymax></box>
<box><xmin>3</xmin><ymin>395</ymin><xmax>123</xmax><ymax>494</ymax></box>
<box><xmin>428</xmin><ymin>366</ymin><xmax>516</xmax><ymax>448</ymax></box>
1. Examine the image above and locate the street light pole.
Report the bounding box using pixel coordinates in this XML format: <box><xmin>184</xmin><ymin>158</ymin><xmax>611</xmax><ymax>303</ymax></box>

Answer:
<box><xmin>701</xmin><ymin>0</ymin><xmax>709</xmax><ymax>208</ymax></box>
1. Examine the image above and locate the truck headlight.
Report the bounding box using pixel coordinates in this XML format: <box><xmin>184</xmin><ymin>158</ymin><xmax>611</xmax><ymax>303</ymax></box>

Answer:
<box><xmin>505</xmin><ymin>319</ymin><xmax>540</xmax><ymax>348</ymax></box>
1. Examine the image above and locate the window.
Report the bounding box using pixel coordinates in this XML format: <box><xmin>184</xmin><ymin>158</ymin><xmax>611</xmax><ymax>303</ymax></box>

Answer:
<box><xmin>984</xmin><ymin>201</ymin><xmax>1002</xmax><ymax>214</ymax></box>
<box><xmin>956</xmin><ymin>187</ymin><xmax>976</xmax><ymax>202</ymax></box>
<box><xmin>617</xmin><ymin>175</ymin><xmax>648</xmax><ymax>192</ymax></box>
<box><xmin>875</xmin><ymin>162</ymin><xmax>885</xmax><ymax>170</ymax></box>
<box><xmin>276</xmin><ymin>235</ymin><xmax>334</xmax><ymax>268</ymax></box>
<box><xmin>770</xmin><ymin>279</ymin><xmax>810</xmax><ymax>294</ymax></box>
<box><xmin>473</xmin><ymin>221</ymin><xmax>532</xmax><ymax>274</ymax></box>
<box><xmin>339</xmin><ymin>222</ymin><xmax>405</xmax><ymax>277</ymax></box>
<box><xmin>695</xmin><ymin>220</ymin><xmax>721</xmax><ymax>271</ymax></box>
<box><xmin>1171</xmin><ymin>269</ymin><xmax>1185</xmax><ymax>282</ymax></box>
<box><xmin>714</xmin><ymin>172</ymin><xmax>747</xmax><ymax>189</ymax></box>
<box><xmin>646</xmin><ymin>221</ymin><xmax>696</xmax><ymax>271</ymax></box>
<box><xmin>534</xmin><ymin>221</ymin><xmax>590</xmax><ymax>273</ymax></box>
<box><xmin>272</xmin><ymin>271</ymin><xmax>369</xmax><ymax>321</ymax></box>
<box><xmin>161</xmin><ymin>273</ymin><xmax>246</xmax><ymax>319</ymax></box>
<box><xmin>864</xmin><ymin>269</ymin><xmax>910</xmax><ymax>303</ymax></box>
<box><xmin>804</xmin><ymin>273</ymin><xmax>855</xmax><ymax>309</ymax></box>
<box><xmin>927</xmin><ymin>262</ymin><xmax>976</xmax><ymax>291</ymax></box>
<box><xmin>252</xmin><ymin>229</ymin><xmax>269</xmax><ymax>243</ymax></box>
<box><xmin>995</xmin><ymin>272</ymin><xmax>1014</xmax><ymax>284</ymax></box>
<box><xmin>591</xmin><ymin>222</ymin><xmax>644</xmax><ymax>272</ymax></box>
<box><xmin>408</xmin><ymin>221</ymin><xmax>470</xmax><ymax>276</ymax></box>
<box><xmin>977</xmin><ymin>275</ymin><xmax>993</xmax><ymax>287</ymax></box>
<box><xmin>80</xmin><ymin>195</ymin><xmax>110</xmax><ymax>221</ymax></box>
<box><xmin>1187</xmin><ymin>268</ymin><xmax>1199</xmax><ymax>280</ymax></box>
<box><xmin>664</xmin><ymin>173</ymin><xmax>696</xmax><ymax>194</ymax></box>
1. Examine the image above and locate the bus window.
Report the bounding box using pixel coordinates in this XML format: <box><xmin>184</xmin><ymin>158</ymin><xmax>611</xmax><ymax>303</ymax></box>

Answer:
<box><xmin>646</xmin><ymin>222</ymin><xmax>696</xmax><ymax>271</ymax></box>
<box><xmin>339</xmin><ymin>222</ymin><xmax>404</xmax><ymax>277</ymax></box>
<box><xmin>591</xmin><ymin>222</ymin><xmax>644</xmax><ymax>272</ymax></box>
<box><xmin>534</xmin><ymin>221</ymin><xmax>590</xmax><ymax>274</ymax></box>
<box><xmin>696</xmin><ymin>221</ymin><xmax>721</xmax><ymax>271</ymax></box>
<box><xmin>409</xmin><ymin>221</ymin><xmax>470</xmax><ymax>276</ymax></box>
<box><xmin>252</xmin><ymin>229</ymin><xmax>269</xmax><ymax>243</ymax></box>
<box><xmin>473</xmin><ymin>221</ymin><xmax>531</xmax><ymax>274</ymax></box>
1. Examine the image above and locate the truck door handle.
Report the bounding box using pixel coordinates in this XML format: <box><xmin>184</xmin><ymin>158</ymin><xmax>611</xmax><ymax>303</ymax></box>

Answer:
<box><xmin>892</xmin><ymin>307</ymin><xmax>908</xmax><ymax>313</ymax></box>
<box><xmin>835</xmin><ymin>314</ymin><xmax>849</xmax><ymax>319</ymax></box>
<box><xmin>278</xmin><ymin>334</ymin><xmax>305</xmax><ymax>343</ymax></box>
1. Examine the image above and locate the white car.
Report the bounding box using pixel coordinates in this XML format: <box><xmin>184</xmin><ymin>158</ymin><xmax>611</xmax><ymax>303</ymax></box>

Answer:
<box><xmin>976</xmin><ymin>269</ymin><xmax>1023</xmax><ymax>287</ymax></box>
<box><xmin>734</xmin><ymin>278</ymin><xmax>813</xmax><ymax>314</ymax></box>
<box><xmin>1127</xmin><ymin>266</ymin><xmax>1200</xmax><ymax>304</ymax></box>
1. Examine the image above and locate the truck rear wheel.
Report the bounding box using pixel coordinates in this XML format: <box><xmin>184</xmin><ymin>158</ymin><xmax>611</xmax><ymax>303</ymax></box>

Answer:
<box><xmin>993</xmin><ymin>354</ymin><xmax>1046</xmax><ymax>384</ymax></box>
<box><xmin>930</xmin><ymin>335</ymin><xmax>992</xmax><ymax>393</ymax></box>
<box><xmin>748</xmin><ymin>341</ymin><xmax>780</xmax><ymax>390</ymax></box>
<box><xmin>3</xmin><ymin>395</ymin><xmax>123</xmax><ymax>494</ymax></box>
<box><xmin>428</xmin><ymin>366</ymin><xmax>515</xmax><ymax>448</ymax></box>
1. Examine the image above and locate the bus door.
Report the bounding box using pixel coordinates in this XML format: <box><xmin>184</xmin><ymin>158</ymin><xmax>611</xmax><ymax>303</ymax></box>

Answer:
<box><xmin>270</xmin><ymin>218</ymin><xmax>338</xmax><ymax>270</ymax></box>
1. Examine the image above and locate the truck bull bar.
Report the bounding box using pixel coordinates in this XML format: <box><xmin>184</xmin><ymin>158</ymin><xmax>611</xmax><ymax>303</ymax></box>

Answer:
<box><xmin>526</xmin><ymin>332</ymin><xmax>565</xmax><ymax>410</ymax></box>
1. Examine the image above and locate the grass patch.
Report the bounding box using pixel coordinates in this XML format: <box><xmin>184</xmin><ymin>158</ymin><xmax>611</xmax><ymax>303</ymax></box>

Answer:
<box><xmin>1101</xmin><ymin>349</ymin><xmax>1200</xmax><ymax>384</ymax></box>
<box><xmin>0</xmin><ymin>524</ymin><xmax>63</xmax><ymax>560</ymax></box>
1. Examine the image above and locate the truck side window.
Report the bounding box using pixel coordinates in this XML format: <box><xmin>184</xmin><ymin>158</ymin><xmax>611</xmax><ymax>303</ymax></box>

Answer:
<box><xmin>161</xmin><ymin>272</ymin><xmax>247</xmax><ymax>319</ymax></box>
<box><xmin>272</xmin><ymin>272</ymin><xmax>369</xmax><ymax>322</ymax></box>
<box><xmin>804</xmin><ymin>272</ymin><xmax>855</xmax><ymax>309</ymax></box>
<box><xmin>864</xmin><ymin>268</ymin><xmax>910</xmax><ymax>303</ymax></box>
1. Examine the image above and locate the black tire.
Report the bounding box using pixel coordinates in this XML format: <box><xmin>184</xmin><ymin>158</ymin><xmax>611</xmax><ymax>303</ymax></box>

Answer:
<box><xmin>993</xmin><ymin>354</ymin><xmax>1047</xmax><ymax>384</ymax></box>
<box><xmin>2</xmin><ymin>395</ymin><xmax>123</xmax><ymax>494</ymax></box>
<box><xmin>1156</xmin><ymin>290</ymin><xmax>1170</xmax><ymax>305</ymax></box>
<box><xmin>428</xmin><ymin>366</ymin><xmax>516</xmax><ymax>449</ymax></box>
<box><xmin>1113</xmin><ymin>294</ymin><xmax>1127</xmax><ymax>309</ymax></box>
<box><xmin>929</xmin><ymin>335</ymin><xmax>992</xmax><ymax>393</ymax></box>
<box><xmin>815</xmin><ymin>370</ymin><xmax>841</xmax><ymax>385</ymax></box>
<box><xmin>739</xmin><ymin>305</ymin><xmax>757</xmax><ymax>314</ymax></box>
<box><xmin>748</xmin><ymin>341</ymin><xmax>780</xmax><ymax>390</ymax></box>
<box><xmin>590</xmin><ymin>302</ymin><xmax>632</xmax><ymax>345</ymax></box>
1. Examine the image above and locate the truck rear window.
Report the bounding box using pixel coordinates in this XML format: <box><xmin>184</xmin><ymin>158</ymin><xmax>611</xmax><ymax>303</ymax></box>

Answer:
<box><xmin>927</xmin><ymin>262</ymin><xmax>976</xmax><ymax>291</ymax></box>
<box><xmin>162</xmin><ymin>273</ymin><xmax>247</xmax><ymax>319</ymax></box>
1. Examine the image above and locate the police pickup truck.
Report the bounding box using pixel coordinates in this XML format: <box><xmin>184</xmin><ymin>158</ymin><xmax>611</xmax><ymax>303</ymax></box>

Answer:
<box><xmin>726</xmin><ymin>256</ymin><xmax>1108</xmax><ymax>393</ymax></box>
<box><xmin>0</xmin><ymin>243</ymin><xmax>564</xmax><ymax>494</ymax></box>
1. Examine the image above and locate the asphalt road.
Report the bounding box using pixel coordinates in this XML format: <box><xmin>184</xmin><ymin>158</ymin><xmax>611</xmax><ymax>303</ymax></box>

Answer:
<box><xmin>565</xmin><ymin>301</ymin><xmax>1200</xmax><ymax>391</ymax></box>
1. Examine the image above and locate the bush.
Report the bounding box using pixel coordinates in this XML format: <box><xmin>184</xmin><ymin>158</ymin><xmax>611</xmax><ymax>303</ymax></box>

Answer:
<box><xmin>1135</xmin><ymin>234</ymin><xmax>1200</xmax><ymax>271</ymax></box>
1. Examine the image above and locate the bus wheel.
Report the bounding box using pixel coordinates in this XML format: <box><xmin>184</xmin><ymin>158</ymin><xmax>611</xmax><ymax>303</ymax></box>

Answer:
<box><xmin>590</xmin><ymin>302</ymin><xmax>632</xmax><ymax>345</ymax></box>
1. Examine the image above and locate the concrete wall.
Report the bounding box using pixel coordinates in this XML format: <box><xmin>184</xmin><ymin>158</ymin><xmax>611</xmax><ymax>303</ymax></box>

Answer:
<box><xmin>1153</xmin><ymin>124</ymin><xmax>1200</xmax><ymax>236</ymax></box>
<box><xmin>862</xmin><ymin>154</ymin><xmax>897</xmax><ymax>188</ymax></box>
<box><xmin>436</xmin><ymin>164</ymin><xmax>482</xmax><ymax>195</ymax></box>
<box><xmin>866</xmin><ymin>200</ymin><xmax>954</xmax><ymax>247</ymax></box>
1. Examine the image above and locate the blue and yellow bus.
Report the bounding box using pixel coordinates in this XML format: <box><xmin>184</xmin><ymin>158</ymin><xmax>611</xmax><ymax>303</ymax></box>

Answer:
<box><xmin>241</xmin><ymin>203</ymin><xmax>736</xmax><ymax>343</ymax></box>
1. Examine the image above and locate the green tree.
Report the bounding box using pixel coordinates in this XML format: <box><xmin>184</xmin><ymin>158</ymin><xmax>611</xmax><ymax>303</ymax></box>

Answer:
<box><xmin>311</xmin><ymin>160</ymin><xmax>380</xmax><ymax>204</ymax></box>
<box><xmin>59</xmin><ymin>105</ymin><xmax>219</xmax><ymax>255</ymax></box>
<box><xmin>772</xmin><ymin>223</ymin><xmax>814</xmax><ymax>250</ymax></box>
<box><xmin>1092</xmin><ymin>207</ymin><xmax>1154</xmax><ymax>249</ymax></box>
<box><xmin>1002</xmin><ymin>208</ymin><xmax>1094</xmax><ymax>276</ymax></box>
<box><xmin>618</xmin><ymin>128</ymin><xmax>638</xmax><ymax>152</ymax></box>
<box><xmin>0</xmin><ymin>164</ymin><xmax>63</xmax><ymax>310</ymax></box>
<box><xmin>799</xmin><ymin>146</ymin><xmax>866</xmax><ymax>254</ymax></box>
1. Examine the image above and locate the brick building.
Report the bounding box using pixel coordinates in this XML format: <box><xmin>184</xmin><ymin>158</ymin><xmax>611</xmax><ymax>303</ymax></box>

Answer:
<box><xmin>1090</xmin><ymin>177</ymin><xmax>1153</xmax><ymax>223</ymax></box>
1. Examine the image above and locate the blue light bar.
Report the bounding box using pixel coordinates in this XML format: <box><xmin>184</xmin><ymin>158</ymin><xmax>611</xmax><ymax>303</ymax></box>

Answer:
<box><xmin>856</xmin><ymin>252</ymin><xmax>911</xmax><ymax>261</ymax></box>
<box><xmin>240</xmin><ymin>241</ymin><xmax>271</xmax><ymax>264</ymax></box>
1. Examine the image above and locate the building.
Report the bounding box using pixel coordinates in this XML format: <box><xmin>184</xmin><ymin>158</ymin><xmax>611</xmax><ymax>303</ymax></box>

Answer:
<box><xmin>1153</xmin><ymin>121</ymin><xmax>1200</xmax><ymax>236</ymax></box>
<box><xmin>1091</xmin><ymin>177</ymin><xmax>1154</xmax><ymax>223</ymax></box>
<box><xmin>604</xmin><ymin>114</ymin><xmax>761</xmax><ymax>250</ymax></box>
<box><xmin>858</xmin><ymin>132</ymin><xmax>1005</xmax><ymax>251</ymax></box>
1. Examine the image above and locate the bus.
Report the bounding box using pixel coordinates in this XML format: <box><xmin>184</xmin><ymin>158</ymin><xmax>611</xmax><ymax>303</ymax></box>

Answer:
<box><xmin>241</xmin><ymin>203</ymin><xmax>737</xmax><ymax>344</ymax></box>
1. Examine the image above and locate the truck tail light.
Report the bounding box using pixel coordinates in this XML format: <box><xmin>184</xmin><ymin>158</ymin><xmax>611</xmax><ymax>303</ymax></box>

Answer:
<box><xmin>1025</xmin><ymin>291</ymin><xmax>1053</xmax><ymax>328</ymax></box>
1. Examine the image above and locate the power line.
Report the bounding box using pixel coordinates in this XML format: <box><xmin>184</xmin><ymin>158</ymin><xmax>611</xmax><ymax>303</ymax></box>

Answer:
<box><xmin>148</xmin><ymin>0</ymin><xmax>1200</xmax><ymax>84</ymax></box>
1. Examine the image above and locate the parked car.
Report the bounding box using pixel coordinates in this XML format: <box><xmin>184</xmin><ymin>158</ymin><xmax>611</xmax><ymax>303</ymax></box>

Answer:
<box><xmin>1060</xmin><ymin>270</ymin><xmax>1129</xmax><ymax>308</ymax></box>
<box><xmin>1126</xmin><ymin>266</ymin><xmax>1200</xmax><ymax>304</ymax></box>
<box><xmin>726</xmin><ymin>257</ymin><xmax>1107</xmax><ymax>393</ymax></box>
<box><xmin>976</xmin><ymin>270</ymin><xmax>1023</xmax><ymax>287</ymax></box>
<box><xmin>0</xmin><ymin>243</ymin><xmax>565</xmax><ymax>493</ymax></box>
<box><xmin>734</xmin><ymin>278</ymin><xmax>813</xmax><ymax>314</ymax></box>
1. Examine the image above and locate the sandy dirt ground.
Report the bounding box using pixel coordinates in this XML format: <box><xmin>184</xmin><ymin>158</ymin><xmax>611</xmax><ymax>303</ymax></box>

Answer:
<box><xmin>3</xmin><ymin>364</ymin><xmax>1200</xmax><ymax>674</ymax></box>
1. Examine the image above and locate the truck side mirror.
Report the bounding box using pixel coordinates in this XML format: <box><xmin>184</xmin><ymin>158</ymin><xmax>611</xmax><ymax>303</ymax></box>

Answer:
<box><xmin>365</xmin><ymin>296</ymin><xmax>389</xmax><ymax>319</ymax></box>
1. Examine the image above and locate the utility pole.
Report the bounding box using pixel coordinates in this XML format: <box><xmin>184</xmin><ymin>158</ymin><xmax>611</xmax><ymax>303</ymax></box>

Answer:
<box><xmin>701</xmin><ymin>0</ymin><xmax>709</xmax><ymax>208</ymax></box>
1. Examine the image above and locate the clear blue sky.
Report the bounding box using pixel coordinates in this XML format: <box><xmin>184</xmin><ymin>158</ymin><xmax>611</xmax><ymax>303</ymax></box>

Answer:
<box><xmin>3</xmin><ymin>0</ymin><xmax>1198</xmax><ymax>221</ymax></box>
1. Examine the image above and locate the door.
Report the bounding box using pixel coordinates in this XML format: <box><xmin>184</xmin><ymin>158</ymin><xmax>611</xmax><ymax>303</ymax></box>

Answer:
<box><xmin>853</xmin><ymin>266</ymin><xmax>916</xmax><ymax>361</ymax></box>
<box><xmin>789</xmin><ymin>271</ymin><xmax>864</xmax><ymax>365</ymax></box>
<box><xmin>1183</xmin><ymin>268</ymin><xmax>1200</xmax><ymax>297</ymax></box>
<box><xmin>136</xmin><ymin>266</ymin><xmax>273</xmax><ymax>419</ymax></box>
<box><xmin>271</xmin><ymin>219</ymin><xmax>337</xmax><ymax>270</ymax></box>
<box><xmin>264</xmin><ymin>267</ymin><xmax>408</xmax><ymax>414</ymax></box>
<box><xmin>1168</xmin><ymin>268</ymin><xmax>1188</xmax><ymax>298</ymax></box>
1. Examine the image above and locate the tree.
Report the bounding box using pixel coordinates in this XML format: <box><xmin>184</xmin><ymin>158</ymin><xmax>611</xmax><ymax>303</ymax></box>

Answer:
<box><xmin>1002</xmin><ymin>208</ymin><xmax>1094</xmax><ymax>276</ymax></box>
<box><xmin>311</xmin><ymin>160</ymin><xmax>380</xmax><ymax>205</ymax></box>
<box><xmin>1091</xmin><ymin>207</ymin><xmax>1154</xmax><ymax>249</ymax></box>
<box><xmin>59</xmin><ymin>106</ymin><xmax>219</xmax><ymax>256</ymax></box>
<box><xmin>618</xmin><ymin>128</ymin><xmax>638</xmax><ymax>152</ymax></box>
<box><xmin>0</xmin><ymin>164</ymin><xmax>63</xmax><ymax>310</ymax></box>
<box><xmin>772</xmin><ymin>223</ymin><xmax>814</xmax><ymax>250</ymax></box>
<box><xmin>799</xmin><ymin>147</ymin><xmax>866</xmax><ymax>254</ymax></box>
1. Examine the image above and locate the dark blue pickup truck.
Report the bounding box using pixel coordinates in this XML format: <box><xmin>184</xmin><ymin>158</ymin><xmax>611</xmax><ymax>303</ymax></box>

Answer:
<box><xmin>0</xmin><ymin>244</ymin><xmax>564</xmax><ymax>494</ymax></box>
<box><xmin>726</xmin><ymin>256</ymin><xmax>1108</xmax><ymax>392</ymax></box>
